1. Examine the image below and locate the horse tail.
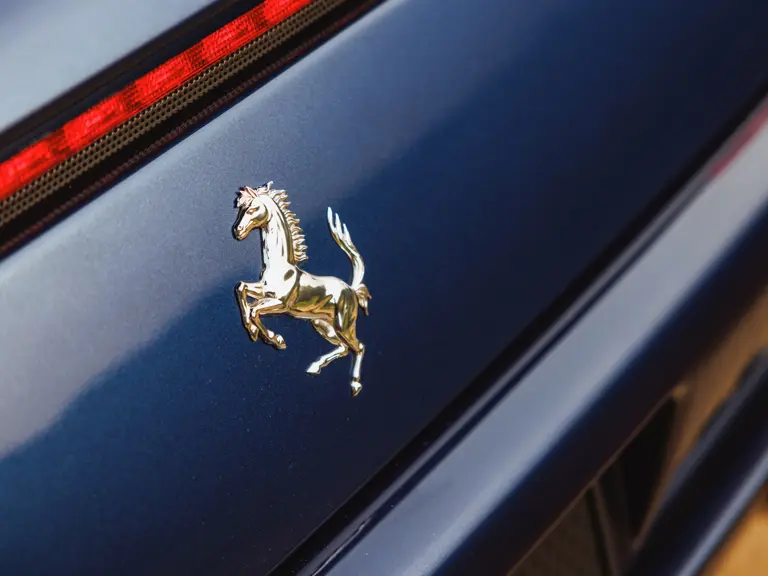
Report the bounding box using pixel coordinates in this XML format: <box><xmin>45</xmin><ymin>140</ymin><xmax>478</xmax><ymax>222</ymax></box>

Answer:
<box><xmin>327</xmin><ymin>207</ymin><xmax>371</xmax><ymax>315</ymax></box>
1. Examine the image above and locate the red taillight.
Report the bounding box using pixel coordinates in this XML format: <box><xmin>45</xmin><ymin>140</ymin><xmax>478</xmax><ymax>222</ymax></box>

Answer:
<box><xmin>0</xmin><ymin>0</ymin><xmax>313</xmax><ymax>202</ymax></box>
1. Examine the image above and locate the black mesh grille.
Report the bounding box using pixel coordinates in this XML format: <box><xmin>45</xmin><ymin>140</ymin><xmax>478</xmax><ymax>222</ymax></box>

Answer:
<box><xmin>0</xmin><ymin>0</ymin><xmax>378</xmax><ymax>254</ymax></box>
<box><xmin>509</xmin><ymin>496</ymin><xmax>608</xmax><ymax>576</ymax></box>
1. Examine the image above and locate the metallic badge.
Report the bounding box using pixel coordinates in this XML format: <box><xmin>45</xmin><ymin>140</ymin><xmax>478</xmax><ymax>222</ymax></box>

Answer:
<box><xmin>233</xmin><ymin>182</ymin><xmax>371</xmax><ymax>396</ymax></box>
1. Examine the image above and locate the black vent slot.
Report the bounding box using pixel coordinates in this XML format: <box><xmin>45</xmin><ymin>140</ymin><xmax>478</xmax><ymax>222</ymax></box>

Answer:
<box><xmin>611</xmin><ymin>398</ymin><xmax>677</xmax><ymax>538</ymax></box>
<box><xmin>509</xmin><ymin>495</ymin><xmax>608</xmax><ymax>576</ymax></box>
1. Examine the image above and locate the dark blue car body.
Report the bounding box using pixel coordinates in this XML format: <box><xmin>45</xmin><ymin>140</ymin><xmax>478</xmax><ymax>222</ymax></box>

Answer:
<box><xmin>1</xmin><ymin>0</ymin><xmax>768</xmax><ymax>574</ymax></box>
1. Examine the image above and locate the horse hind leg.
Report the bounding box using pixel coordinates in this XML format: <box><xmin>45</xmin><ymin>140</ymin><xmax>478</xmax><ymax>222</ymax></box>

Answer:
<box><xmin>348</xmin><ymin>341</ymin><xmax>365</xmax><ymax>397</ymax></box>
<box><xmin>306</xmin><ymin>319</ymin><xmax>348</xmax><ymax>375</ymax></box>
<box><xmin>335</xmin><ymin>316</ymin><xmax>365</xmax><ymax>397</ymax></box>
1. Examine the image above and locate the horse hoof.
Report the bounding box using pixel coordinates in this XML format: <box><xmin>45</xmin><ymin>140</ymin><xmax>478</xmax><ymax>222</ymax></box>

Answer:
<box><xmin>350</xmin><ymin>381</ymin><xmax>362</xmax><ymax>397</ymax></box>
<box><xmin>306</xmin><ymin>363</ymin><xmax>321</xmax><ymax>375</ymax></box>
<box><xmin>247</xmin><ymin>325</ymin><xmax>259</xmax><ymax>342</ymax></box>
<box><xmin>273</xmin><ymin>334</ymin><xmax>286</xmax><ymax>350</ymax></box>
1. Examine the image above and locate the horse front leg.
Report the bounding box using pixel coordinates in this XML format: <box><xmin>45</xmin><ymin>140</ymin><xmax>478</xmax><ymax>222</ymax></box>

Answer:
<box><xmin>235</xmin><ymin>281</ymin><xmax>264</xmax><ymax>341</ymax></box>
<box><xmin>250</xmin><ymin>297</ymin><xmax>288</xmax><ymax>350</ymax></box>
<box><xmin>306</xmin><ymin>319</ymin><xmax>348</xmax><ymax>375</ymax></box>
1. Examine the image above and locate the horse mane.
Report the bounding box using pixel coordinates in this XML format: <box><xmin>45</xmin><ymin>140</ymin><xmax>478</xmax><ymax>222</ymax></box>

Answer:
<box><xmin>238</xmin><ymin>182</ymin><xmax>308</xmax><ymax>263</ymax></box>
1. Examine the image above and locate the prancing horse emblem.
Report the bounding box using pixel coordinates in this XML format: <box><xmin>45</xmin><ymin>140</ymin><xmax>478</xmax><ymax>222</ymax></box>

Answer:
<box><xmin>232</xmin><ymin>182</ymin><xmax>371</xmax><ymax>396</ymax></box>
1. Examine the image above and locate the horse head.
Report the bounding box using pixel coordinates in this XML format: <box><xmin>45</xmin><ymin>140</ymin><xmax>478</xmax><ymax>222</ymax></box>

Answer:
<box><xmin>233</xmin><ymin>183</ymin><xmax>272</xmax><ymax>240</ymax></box>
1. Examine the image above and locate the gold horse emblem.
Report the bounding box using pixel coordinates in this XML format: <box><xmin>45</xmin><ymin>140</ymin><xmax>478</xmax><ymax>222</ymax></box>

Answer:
<box><xmin>232</xmin><ymin>182</ymin><xmax>371</xmax><ymax>396</ymax></box>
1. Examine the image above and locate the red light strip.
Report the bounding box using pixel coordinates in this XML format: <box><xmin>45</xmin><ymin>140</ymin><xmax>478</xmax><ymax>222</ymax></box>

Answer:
<box><xmin>0</xmin><ymin>0</ymin><xmax>313</xmax><ymax>202</ymax></box>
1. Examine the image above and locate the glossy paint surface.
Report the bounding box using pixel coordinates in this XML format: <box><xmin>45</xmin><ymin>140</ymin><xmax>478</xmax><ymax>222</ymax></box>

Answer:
<box><xmin>2</xmin><ymin>0</ymin><xmax>768</xmax><ymax>573</ymax></box>
<box><xmin>328</xmin><ymin>108</ymin><xmax>768</xmax><ymax>576</ymax></box>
